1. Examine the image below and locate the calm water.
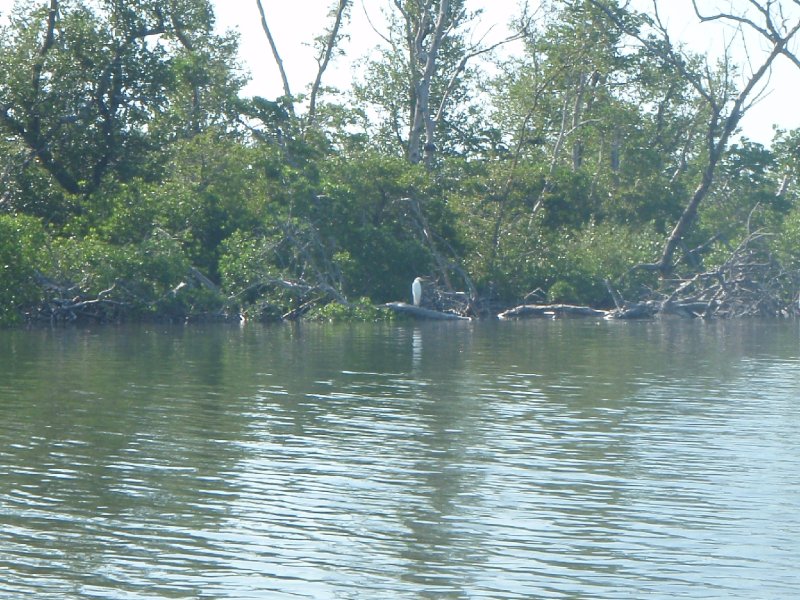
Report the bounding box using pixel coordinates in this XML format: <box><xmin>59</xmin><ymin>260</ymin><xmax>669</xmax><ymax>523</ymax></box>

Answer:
<box><xmin>1</xmin><ymin>319</ymin><xmax>799</xmax><ymax>599</ymax></box>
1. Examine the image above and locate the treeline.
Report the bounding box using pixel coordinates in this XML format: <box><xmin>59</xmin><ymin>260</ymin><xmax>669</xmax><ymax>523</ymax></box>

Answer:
<box><xmin>2</xmin><ymin>0</ymin><xmax>800</xmax><ymax>325</ymax></box>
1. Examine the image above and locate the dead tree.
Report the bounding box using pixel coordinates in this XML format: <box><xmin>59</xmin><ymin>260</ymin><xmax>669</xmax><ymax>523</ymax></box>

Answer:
<box><xmin>589</xmin><ymin>0</ymin><xmax>800</xmax><ymax>276</ymax></box>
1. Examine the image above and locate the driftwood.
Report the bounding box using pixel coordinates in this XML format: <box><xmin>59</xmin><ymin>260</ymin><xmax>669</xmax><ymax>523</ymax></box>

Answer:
<box><xmin>498</xmin><ymin>304</ymin><xmax>609</xmax><ymax>319</ymax></box>
<box><xmin>383</xmin><ymin>302</ymin><xmax>471</xmax><ymax>321</ymax></box>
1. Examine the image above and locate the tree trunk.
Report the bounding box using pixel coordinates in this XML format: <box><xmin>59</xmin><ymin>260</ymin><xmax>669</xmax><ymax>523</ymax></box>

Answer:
<box><xmin>405</xmin><ymin>0</ymin><xmax>450</xmax><ymax>166</ymax></box>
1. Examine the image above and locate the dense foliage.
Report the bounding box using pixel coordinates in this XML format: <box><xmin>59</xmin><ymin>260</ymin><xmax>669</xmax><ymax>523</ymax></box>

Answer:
<box><xmin>2</xmin><ymin>0</ymin><xmax>800</xmax><ymax>325</ymax></box>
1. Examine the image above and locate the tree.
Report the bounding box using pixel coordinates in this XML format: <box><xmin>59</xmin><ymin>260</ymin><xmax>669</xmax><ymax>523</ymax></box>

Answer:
<box><xmin>588</xmin><ymin>0</ymin><xmax>800</xmax><ymax>275</ymax></box>
<box><xmin>490</xmin><ymin>1</ymin><xmax>699</xmax><ymax>228</ymax></box>
<box><xmin>452</xmin><ymin>1</ymin><xmax>694</xmax><ymax>302</ymax></box>
<box><xmin>397</xmin><ymin>0</ymin><xmax>458</xmax><ymax>166</ymax></box>
<box><xmin>355</xmin><ymin>0</ymin><xmax>524</xmax><ymax>166</ymax></box>
<box><xmin>0</xmin><ymin>0</ymin><xmax>243</xmax><ymax>207</ymax></box>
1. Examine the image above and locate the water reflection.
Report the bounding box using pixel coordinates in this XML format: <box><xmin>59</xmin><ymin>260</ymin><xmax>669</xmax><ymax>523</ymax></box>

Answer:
<box><xmin>1</xmin><ymin>320</ymin><xmax>799</xmax><ymax>598</ymax></box>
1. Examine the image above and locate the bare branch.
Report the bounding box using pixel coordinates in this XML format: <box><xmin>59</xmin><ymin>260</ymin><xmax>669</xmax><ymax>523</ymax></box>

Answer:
<box><xmin>434</xmin><ymin>30</ymin><xmax>525</xmax><ymax>123</ymax></box>
<box><xmin>308</xmin><ymin>0</ymin><xmax>351</xmax><ymax>125</ymax></box>
<box><xmin>255</xmin><ymin>0</ymin><xmax>294</xmax><ymax>110</ymax></box>
<box><xmin>359</xmin><ymin>0</ymin><xmax>392</xmax><ymax>45</ymax></box>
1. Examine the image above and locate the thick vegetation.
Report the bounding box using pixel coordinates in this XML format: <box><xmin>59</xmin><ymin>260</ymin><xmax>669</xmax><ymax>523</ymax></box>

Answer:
<box><xmin>2</xmin><ymin>0</ymin><xmax>800</xmax><ymax>325</ymax></box>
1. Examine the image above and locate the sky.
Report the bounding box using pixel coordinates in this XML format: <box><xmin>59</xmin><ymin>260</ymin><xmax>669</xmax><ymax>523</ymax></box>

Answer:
<box><xmin>1</xmin><ymin>0</ymin><xmax>799</xmax><ymax>145</ymax></box>
<box><xmin>207</xmin><ymin>0</ymin><xmax>800</xmax><ymax>146</ymax></box>
<box><xmin>210</xmin><ymin>1</ymin><xmax>523</xmax><ymax>99</ymax></box>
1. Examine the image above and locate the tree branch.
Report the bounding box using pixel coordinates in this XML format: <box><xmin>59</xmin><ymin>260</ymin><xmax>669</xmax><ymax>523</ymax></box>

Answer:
<box><xmin>308</xmin><ymin>0</ymin><xmax>351</xmax><ymax>125</ymax></box>
<box><xmin>255</xmin><ymin>0</ymin><xmax>294</xmax><ymax>111</ymax></box>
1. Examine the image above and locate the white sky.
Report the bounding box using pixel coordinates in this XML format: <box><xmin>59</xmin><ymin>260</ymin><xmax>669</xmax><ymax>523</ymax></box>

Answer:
<box><xmin>1</xmin><ymin>0</ymin><xmax>799</xmax><ymax>144</ymax></box>
<box><xmin>211</xmin><ymin>0</ymin><xmax>800</xmax><ymax>146</ymax></box>
<box><xmin>211</xmin><ymin>1</ymin><xmax>523</xmax><ymax>98</ymax></box>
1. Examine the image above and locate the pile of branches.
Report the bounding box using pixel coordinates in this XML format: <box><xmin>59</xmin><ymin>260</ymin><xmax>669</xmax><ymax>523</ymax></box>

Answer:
<box><xmin>27</xmin><ymin>268</ymin><xmax>234</xmax><ymax>325</ymax></box>
<box><xmin>425</xmin><ymin>285</ymin><xmax>473</xmax><ymax>316</ymax></box>
<box><xmin>611</xmin><ymin>231</ymin><xmax>800</xmax><ymax>319</ymax></box>
<box><xmin>28</xmin><ymin>275</ymin><xmax>132</xmax><ymax>324</ymax></box>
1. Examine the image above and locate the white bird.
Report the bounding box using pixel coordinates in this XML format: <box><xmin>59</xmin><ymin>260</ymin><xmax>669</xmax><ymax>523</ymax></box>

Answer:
<box><xmin>412</xmin><ymin>277</ymin><xmax>423</xmax><ymax>307</ymax></box>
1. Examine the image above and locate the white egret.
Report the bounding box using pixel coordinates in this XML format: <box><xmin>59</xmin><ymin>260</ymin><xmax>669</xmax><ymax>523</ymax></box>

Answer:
<box><xmin>412</xmin><ymin>277</ymin><xmax>423</xmax><ymax>307</ymax></box>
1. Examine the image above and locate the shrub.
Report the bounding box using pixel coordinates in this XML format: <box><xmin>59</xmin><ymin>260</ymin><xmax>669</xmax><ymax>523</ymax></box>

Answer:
<box><xmin>0</xmin><ymin>214</ymin><xmax>46</xmax><ymax>325</ymax></box>
<box><xmin>306</xmin><ymin>298</ymin><xmax>392</xmax><ymax>322</ymax></box>
<box><xmin>554</xmin><ymin>221</ymin><xmax>662</xmax><ymax>306</ymax></box>
<box><xmin>43</xmin><ymin>229</ymin><xmax>214</xmax><ymax>321</ymax></box>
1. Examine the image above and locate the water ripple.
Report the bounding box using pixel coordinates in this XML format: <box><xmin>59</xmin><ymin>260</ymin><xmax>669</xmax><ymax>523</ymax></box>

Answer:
<box><xmin>1</xmin><ymin>322</ymin><xmax>800</xmax><ymax>598</ymax></box>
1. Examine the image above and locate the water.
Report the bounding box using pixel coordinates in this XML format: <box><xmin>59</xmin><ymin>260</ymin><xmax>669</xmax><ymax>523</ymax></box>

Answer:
<box><xmin>1</xmin><ymin>319</ymin><xmax>799</xmax><ymax>599</ymax></box>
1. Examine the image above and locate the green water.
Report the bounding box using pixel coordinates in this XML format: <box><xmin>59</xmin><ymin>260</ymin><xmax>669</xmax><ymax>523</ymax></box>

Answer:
<box><xmin>1</xmin><ymin>319</ymin><xmax>799</xmax><ymax>599</ymax></box>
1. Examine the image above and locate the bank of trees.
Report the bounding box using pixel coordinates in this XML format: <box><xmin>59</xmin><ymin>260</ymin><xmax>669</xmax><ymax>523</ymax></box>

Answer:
<box><xmin>2</xmin><ymin>0</ymin><xmax>800</xmax><ymax>325</ymax></box>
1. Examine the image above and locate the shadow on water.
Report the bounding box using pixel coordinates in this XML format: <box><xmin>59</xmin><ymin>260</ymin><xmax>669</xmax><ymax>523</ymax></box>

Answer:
<box><xmin>1</xmin><ymin>319</ymin><xmax>799</xmax><ymax>599</ymax></box>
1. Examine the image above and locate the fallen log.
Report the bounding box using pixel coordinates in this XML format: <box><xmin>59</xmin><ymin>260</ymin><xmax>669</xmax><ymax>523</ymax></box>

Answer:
<box><xmin>383</xmin><ymin>302</ymin><xmax>471</xmax><ymax>321</ymax></box>
<box><xmin>498</xmin><ymin>304</ymin><xmax>609</xmax><ymax>319</ymax></box>
<box><xmin>606</xmin><ymin>302</ymin><xmax>657</xmax><ymax>319</ymax></box>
